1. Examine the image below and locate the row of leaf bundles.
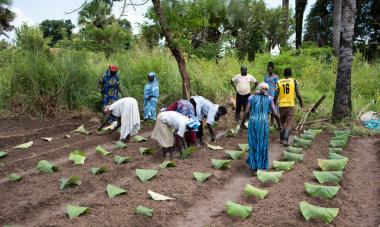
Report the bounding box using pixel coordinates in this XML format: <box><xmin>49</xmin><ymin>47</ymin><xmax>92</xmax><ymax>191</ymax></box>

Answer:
<box><xmin>318</xmin><ymin>158</ymin><xmax>348</xmax><ymax>171</ymax></box>
<box><xmin>293</xmin><ymin>136</ymin><xmax>313</xmax><ymax>148</ymax></box>
<box><xmin>330</xmin><ymin>130</ymin><xmax>350</xmax><ymax>148</ymax></box>
<box><xmin>283</xmin><ymin>151</ymin><xmax>304</xmax><ymax>162</ymax></box>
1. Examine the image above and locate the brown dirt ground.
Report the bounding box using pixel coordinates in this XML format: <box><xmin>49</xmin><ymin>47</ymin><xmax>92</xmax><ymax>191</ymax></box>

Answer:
<box><xmin>0</xmin><ymin>117</ymin><xmax>379</xmax><ymax>227</ymax></box>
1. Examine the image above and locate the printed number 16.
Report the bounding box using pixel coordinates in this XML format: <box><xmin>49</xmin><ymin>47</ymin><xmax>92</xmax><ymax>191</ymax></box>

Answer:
<box><xmin>282</xmin><ymin>84</ymin><xmax>290</xmax><ymax>94</ymax></box>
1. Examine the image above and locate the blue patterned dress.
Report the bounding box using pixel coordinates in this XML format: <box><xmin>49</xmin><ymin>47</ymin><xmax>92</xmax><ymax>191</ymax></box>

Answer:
<box><xmin>247</xmin><ymin>94</ymin><xmax>272</xmax><ymax>171</ymax></box>
<box><xmin>100</xmin><ymin>70</ymin><xmax>120</xmax><ymax>122</ymax></box>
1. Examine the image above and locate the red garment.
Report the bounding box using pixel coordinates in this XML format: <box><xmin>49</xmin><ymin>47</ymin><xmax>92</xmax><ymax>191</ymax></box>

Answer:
<box><xmin>109</xmin><ymin>65</ymin><xmax>118</xmax><ymax>72</ymax></box>
<box><xmin>166</xmin><ymin>102</ymin><xmax>177</xmax><ymax>111</ymax></box>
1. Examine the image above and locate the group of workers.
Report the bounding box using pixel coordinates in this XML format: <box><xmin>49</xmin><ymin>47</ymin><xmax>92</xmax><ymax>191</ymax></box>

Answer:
<box><xmin>97</xmin><ymin>62</ymin><xmax>303</xmax><ymax>173</ymax></box>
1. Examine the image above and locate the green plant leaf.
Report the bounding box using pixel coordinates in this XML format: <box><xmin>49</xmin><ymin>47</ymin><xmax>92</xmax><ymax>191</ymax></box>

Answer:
<box><xmin>303</xmin><ymin>130</ymin><xmax>317</xmax><ymax>136</ymax></box>
<box><xmin>304</xmin><ymin>183</ymin><xmax>340</xmax><ymax>199</ymax></box>
<box><xmin>299</xmin><ymin>201</ymin><xmax>339</xmax><ymax>224</ymax></box>
<box><xmin>69</xmin><ymin>150</ymin><xmax>86</xmax><ymax>165</ymax></box>
<box><xmin>313</xmin><ymin>171</ymin><xmax>343</xmax><ymax>184</ymax></box>
<box><xmin>332</xmin><ymin>134</ymin><xmax>349</xmax><ymax>140</ymax></box>
<box><xmin>115</xmin><ymin>141</ymin><xmax>127</xmax><ymax>149</ymax></box>
<box><xmin>207</xmin><ymin>143</ymin><xmax>223</xmax><ymax>150</ymax></box>
<box><xmin>286</xmin><ymin>146</ymin><xmax>303</xmax><ymax>154</ymax></box>
<box><xmin>135</xmin><ymin>205</ymin><xmax>153</xmax><ymax>217</ymax></box>
<box><xmin>330</xmin><ymin>139</ymin><xmax>347</xmax><ymax>148</ymax></box>
<box><xmin>334</xmin><ymin>130</ymin><xmax>350</xmax><ymax>137</ymax></box>
<box><xmin>328</xmin><ymin>147</ymin><xmax>343</xmax><ymax>154</ymax></box>
<box><xmin>8</xmin><ymin>173</ymin><xmax>22</xmax><ymax>182</ymax></box>
<box><xmin>13</xmin><ymin>141</ymin><xmax>33</xmax><ymax>149</ymax></box>
<box><xmin>90</xmin><ymin>166</ymin><xmax>107</xmax><ymax>175</ymax></box>
<box><xmin>114</xmin><ymin>155</ymin><xmax>132</xmax><ymax>164</ymax></box>
<box><xmin>238</xmin><ymin>144</ymin><xmax>249</xmax><ymax>152</ymax></box>
<box><xmin>139</xmin><ymin>147</ymin><xmax>155</xmax><ymax>155</ymax></box>
<box><xmin>211</xmin><ymin>159</ymin><xmax>232</xmax><ymax>170</ymax></box>
<box><xmin>95</xmin><ymin>145</ymin><xmax>112</xmax><ymax>156</ymax></box>
<box><xmin>0</xmin><ymin>151</ymin><xmax>8</xmax><ymax>158</ymax></box>
<box><xmin>273</xmin><ymin>160</ymin><xmax>295</xmax><ymax>171</ymax></box>
<box><xmin>60</xmin><ymin>175</ymin><xmax>81</xmax><ymax>190</ymax></box>
<box><xmin>133</xmin><ymin>135</ymin><xmax>147</xmax><ymax>142</ymax></box>
<box><xmin>300</xmin><ymin>133</ymin><xmax>315</xmax><ymax>140</ymax></box>
<box><xmin>225</xmin><ymin>201</ymin><xmax>252</xmax><ymax>219</ymax></box>
<box><xmin>180</xmin><ymin>146</ymin><xmax>197</xmax><ymax>159</ymax></box>
<box><xmin>318</xmin><ymin>159</ymin><xmax>348</xmax><ymax>171</ymax></box>
<box><xmin>283</xmin><ymin>151</ymin><xmax>304</xmax><ymax>163</ymax></box>
<box><xmin>72</xmin><ymin>125</ymin><xmax>91</xmax><ymax>135</ymax></box>
<box><xmin>193</xmin><ymin>172</ymin><xmax>212</xmax><ymax>183</ymax></box>
<box><xmin>293</xmin><ymin>136</ymin><xmax>312</xmax><ymax>148</ymax></box>
<box><xmin>307</xmin><ymin>129</ymin><xmax>323</xmax><ymax>135</ymax></box>
<box><xmin>244</xmin><ymin>184</ymin><xmax>268</xmax><ymax>199</ymax></box>
<box><xmin>136</xmin><ymin>169</ymin><xmax>158</xmax><ymax>182</ymax></box>
<box><xmin>257</xmin><ymin>170</ymin><xmax>284</xmax><ymax>183</ymax></box>
<box><xmin>225</xmin><ymin>150</ymin><xmax>244</xmax><ymax>160</ymax></box>
<box><xmin>66</xmin><ymin>205</ymin><xmax>89</xmax><ymax>219</ymax></box>
<box><xmin>36</xmin><ymin>160</ymin><xmax>57</xmax><ymax>173</ymax></box>
<box><xmin>159</xmin><ymin>160</ymin><xmax>176</xmax><ymax>169</ymax></box>
<box><xmin>106</xmin><ymin>184</ymin><xmax>127</xmax><ymax>198</ymax></box>
<box><xmin>148</xmin><ymin>189</ymin><xmax>175</xmax><ymax>200</ymax></box>
<box><xmin>328</xmin><ymin>152</ymin><xmax>347</xmax><ymax>160</ymax></box>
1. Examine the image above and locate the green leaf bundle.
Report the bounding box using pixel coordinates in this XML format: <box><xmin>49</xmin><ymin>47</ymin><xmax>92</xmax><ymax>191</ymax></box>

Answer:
<box><xmin>283</xmin><ymin>151</ymin><xmax>304</xmax><ymax>163</ymax></box>
<box><xmin>244</xmin><ymin>184</ymin><xmax>268</xmax><ymax>199</ymax></box>
<box><xmin>286</xmin><ymin>146</ymin><xmax>303</xmax><ymax>154</ymax></box>
<box><xmin>300</xmin><ymin>133</ymin><xmax>315</xmax><ymax>140</ymax></box>
<box><xmin>304</xmin><ymin>183</ymin><xmax>340</xmax><ymax>199</ymax></box>
<box><xmin>238</xmin><ymin>144</ymin><xmax>249</xmax><ymax>152</ymax></box>
<box><xmin>136</xmin><ymin>169</ymin><xmax>158</xmax><ymax>182</ymax></box>
<box><xmin>114</xmin><ymin>155</ymin><xmax>132</xmax><ymax>164</ymax></box>
<box><xmin>293</xmin><ymin>136</ymin><xmax>313</xmax><ymax>148</ymax></box>
<box><xmin>8</xmin><ymin>173</ymin><xmax>22</xmax><ymax>182</ymax></box>
<box><xmin>328</xmin><ymin>147</ymin><xmax>343</xmax><ymax>154</ymax></box>
<box><xmin>69</xmin><ymin>150</ymin><xmax>86</xmax><ymax>165</ymax></box>
<box><xmin>257</xmin><ymin>170</ymin><xmax>284</xmax><ymax>183</ymax></box>
<box><xmin>133</xmin><ymin>135</ymin><xmax>147</xmax><ymax>142</ymax></box>
<box><xmin>90</xmin><ymin>166</ymin><xmax>107</xmax><ymax>175</ymax></box>
<box><xmin>313</xmin><ymin>171</ymin><xmax>343</xmax><ymax>184</ymax></box>
<box><xmin>115</xmin><ymin>141</ymin><xmax>127</xmax><ymax>149</ymax></box>
<box><xmin>66</xmin><ymin>205</ymin><xmax>89</xmax><ymax>219</ymax></box>
<box><xmin>36</xmin><ymin>160</ymin><xmax>57</xmax><ymax>173</ymax></box>
<box><xmin>180</xmin><ymin>146</ymin><xmax>197</xmax><ymax>159</ymax></box>
<box><xmin>193</xmin><ymin>172</ymin><xmax>212</xmax><ymax>183</ymax></box>
<box><xmin>334</xmin><ymin>130</ymin><xmax>350</xmax><ymax>137</ymax></box>
<box><xmin>207</xmin><ymin>143</ymin><xmax>223</xmax><ymax>150</ymax></box>
<box><xmin>318</xmin><ymin>159</ymin><xmax>348</xmax><ymax>171</ymax></box>
<box><xmin>159</xmin><ymin>160</ymin><xmax>176</xmax><ymax>169</ymax></box>
<box><xmin>106</xmin><ymin>184</ymin><xmax>127</xmax><ymax>198</ymax></box>
<box><xmin>307</xmin><ymin>129</ymin><xmax>323</xmax><ymax>135</ymax></box>
<box><xmin>13</xmin><ymin>141</ymin><xmax>33</xmax><ymax>149</ymax></box>
<box><xmin>60</xmin><ymin>175</ymin><xmax>81</xmax><ymax>190</ymax></box>
<box><xmin>96</xmin><ymin>145</ymin><xmax>112</xmax><ymax>156</ymax></box>
<box><xmin>273</xmin><ymin>160</ymin><xmax>295</xmax><ymax>171</ymax></box>
<box><xmin>0</xmin><ymin>151</ymin><xmax>8</xmax><ymax>158</ymax></box>
<box><xmin>211</xmin><ymin>159</ymin><xmax>232</xmax><ymax>170</ymax></box>
<box><xmin>225</xmin><ymin>201</ymin><xmax>252</xmax><ymax>219</ymax></box>
<box><xmin>299</xmin><ymin>201</ymin><xmax>339</xmax><ymax>224</ymax></box>
<box><xmin>72</xmin><ymin>125</ymin><xmax>91</xmax><ymax>135</ymax></box>
<box><xmin>330</xmin><ymin>139</ymin><xmax>347</xmax><ymax>148</ymax></box>
<box><xmin>135</xmin><ymin>205</ymin><xmax>153</xmax><ymax>217</ymax></box>
<box><xmin>139</xmin><ymin>147</ymin><xmax>155</xmax><ymax>155</ymax></box>
<box><xmin>328</xmin><ymin>152</ymin><xmax>347</xmax><ymax>160</ymax></box>
<box><xmin>225</xmin><ymin>150</ymin><xmax>245</xmax><ymax>160</ymax></box>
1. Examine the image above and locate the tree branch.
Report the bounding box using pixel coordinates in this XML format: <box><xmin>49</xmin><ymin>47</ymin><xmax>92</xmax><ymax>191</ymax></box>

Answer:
<box><xmin>64</xmin><ymin>0</ymin><xmax>88</xmax><ymax>14</ymax></box>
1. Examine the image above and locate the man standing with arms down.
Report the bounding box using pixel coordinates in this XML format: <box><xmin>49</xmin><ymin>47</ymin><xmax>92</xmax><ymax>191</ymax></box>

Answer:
<box><xmin>231</xmin><ymin>65</ymin><xmax>258</xmax><ymax>121</ymax></box>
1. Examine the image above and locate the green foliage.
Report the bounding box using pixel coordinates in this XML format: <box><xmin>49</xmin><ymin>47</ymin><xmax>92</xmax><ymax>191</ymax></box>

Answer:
<box><xmin>106</xmin><ymin>184</ymin><xmax>127</xmax><ymax>198</ymax></box>
<box><xmin>299</xmin><ymin>201</ymin><xmax>339</xmax><ymax>224</ymax></box>
<box><xmin>225</xmin><ymin>201</ymin><xmax>252</xmax><ymax>219</ymax></box>
<box><xmin>313</xmin><ymin>171</ymin><xmax>343</xmax><ymax>184</ymax></box>
<box><xmin>135</xmin><ymin>169</ymin><xmax>158</xmax><ymax>182</ymax></box>
<box><xmin>135</xmin><ymin>205</ymin><xmax>153</xmax><ymax>217</ymax></box>
<box><xmin>257</xmin><ymin>170</ymin><xmax>283</xmax><ymax>183</ymax></box>
<box><xmin>60</xmin><ymin>175</ymin><xmax>81</xmax><ymax>190</ymax></box>
<box><xmin>15</xmin><ymin>24</ymin><xmax>48</xmax><ymax>51</ymax></box>
<box><xmin>66</xmin><ymin>205</ymin><xmax>89</xmax><ymax>219</ymax></box>
<box><xmin>36</xmin><ymin>160</ymin><xmax>57</xmax><ymax>173</ymax></box>
<box><xmin>304</xmin><ymin>183</ymin><xmax>340</xmax><ymax>199</ymax></box>
<box><xmin>40</xmin><ymin>19</ymin><xmax>75</xmax><ymax>47</ymax></box>
<box><xmin>193</xmin><ymin>172</ymin><xmax>212</xmax><ymax>183</ymax></box>
<box><xmin>244</xmin><ymin>184</ymin><xmax>268</xmax><ymax>199</ymax></box>
<box><xmin>0</xmin><ymin>0</ymin><xmax>15</xmax><ymax>36</ymax></box>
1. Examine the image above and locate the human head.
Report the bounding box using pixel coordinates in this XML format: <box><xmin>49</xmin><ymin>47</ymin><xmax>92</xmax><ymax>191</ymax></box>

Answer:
<box><xmin>267</xmin><ymin>62</ymin><xmax>274</xmax><ymax>74</ymax></box>
<box><xmin>214</xmin><ymin>106</ymin><xmax>227</xmax><ymax>121</ymax></box>
<box><xmin>240</xmin><ymin>65</ymin><xmax>247</xmax><ymax>76</ymax></box>
<box><xmin>257</xmin><ymin>82</ymin><xmax>269</xmax><ymax>95</ymax></box>
<box><xmin>148</xmin><ymin>71</ymin><xmax>156</xmax><ymax>82</ymax></box>
<box><xmin>109</xmin><ymin>65</ymin><xmax>118</xmax><ymax>76</ymax></box>
<box><xmin>103</xmin><ymin>105</ymin><xmax>111</xmax><ymax>114</ymax></box>
<box><xmin>284</xmin><ymin>68</ymin><xmax>292</xmax><ymax>78</ymax></box>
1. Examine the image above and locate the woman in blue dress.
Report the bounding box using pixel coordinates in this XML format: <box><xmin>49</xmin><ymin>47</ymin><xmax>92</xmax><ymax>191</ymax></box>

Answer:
<box><xmin>238</xmin><ymin>82</ymin><xmax>282</xmax><ymax>173</ymax></box>
<box><xmin>144</xmin><ymin>72</ymin><xmax>160</xmax><ymax>120</ymax></box>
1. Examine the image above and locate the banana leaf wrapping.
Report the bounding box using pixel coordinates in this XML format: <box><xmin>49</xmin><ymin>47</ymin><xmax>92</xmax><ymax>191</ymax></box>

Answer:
<box><xmin>225</xmin><ymin>201</ymin><xmax>252</xmax><ymax>219</ymax></box>
<box><xmin>300</xmin><ymin>133</ymin><xmax>315</xmax><ymax>140</ymax></box>
<box><xmin>257</xmin><ymin>170</ymin><xmax>284</xmax><ymax>183</ymax></box>
<box><xmin>313</xmin><ymin>171</ymin><xmax>343</xmax><ymax>184</ymax></box>
<box><xmin>328</xmin><ymin>152</ymin><xmax>347</xmax><ymax>160</ymax></box>
<box><xmin>328</xmin><ymin>147</ymin><xmax>343</xmax><ymax>154</ymax></box>
<box><xmin>318</xmin><ymin>159</ymin><xmax>348</xmax><ymax>171</ymax></box>
<box><xmin>299</xmin><ymin>201</ymin><xmax>339</xmax><ymax>224</ymax></box>
<box><xmin>244</xmin><ymin>184</ymin><xmax>268</xmax><ymax>199</ymax></box>
<box><xmin>293</xmin><ymin>136</ymin><xmax>313</xmax><ymax>148</ymax></box>
<box><xmin>283</xmin><ymin>151</ymin><xmax>304</xmax><ymax>163</ymax></box>
<box><xmin>330</xmin><ymin>139</ymin><xmax>347</xmax><ymax>148</ymax></box>
<box><xmin>273</xmin><ymin>160</ymin><xmax>295</xmax><ymax>171</ymax></box>
<box><xmin>304</xmin><ymin>183</ymin><xmax>340</xmax><ymax>199</ymax></box>
<box><xmin>286</xmin><ymin>146</ymin><xmax>303</xmax><ymax>154</ymax></box>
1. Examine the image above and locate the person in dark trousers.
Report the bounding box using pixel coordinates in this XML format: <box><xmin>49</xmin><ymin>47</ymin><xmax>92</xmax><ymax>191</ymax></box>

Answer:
<box><xmin>274</xmin><ymin>68</ymin><xmax>303</xmax><ymax>146</ymax></box>
<box><xmin>231</xmin><ymin>65</ymin><xmax>258</xmax><ymax>121</ymax></box>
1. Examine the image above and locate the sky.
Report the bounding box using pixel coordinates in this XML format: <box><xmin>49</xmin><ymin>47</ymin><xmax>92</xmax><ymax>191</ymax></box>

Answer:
<box><xmin>4</xmin><ymin>0</ymin><xmax>316</xmax><ymax>42</ymax></box>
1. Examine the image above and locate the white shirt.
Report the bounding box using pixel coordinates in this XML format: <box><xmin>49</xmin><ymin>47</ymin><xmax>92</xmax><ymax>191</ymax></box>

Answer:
<box><xmin>231</xmin><ymin>74</ymin><xmax>257</xmax><ymax>95</ymax></box>
<box><xmin>159</xmin><ymin>111</ymin><xmax>189</xmax><ymax>137</ymax></box>
<box><xmin>191</xmin><ymin>96</ymin><xmax>219</xmax><ymax>125</ymax></box>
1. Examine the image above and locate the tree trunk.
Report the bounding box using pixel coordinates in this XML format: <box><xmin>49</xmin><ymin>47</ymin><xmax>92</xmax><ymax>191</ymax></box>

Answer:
<box><xmin>295</xmin><ymin>0</ymin><xmax>307</xmax><ymax>49</ymax></box>
<box><xmin>333</xmin><ymin>0</ymin><xmax>342</xmax><ymax>55</ymax></box>
<box><xmin>151</xmin><ymin>0</ymin><xmax>191</xmax><ymax>99</ymax></box>
<box><xmin>281</xmin><ymin>0</ymin><xmax>289</xmax><ymax>46</ymax></box>
<box><xmin>332</xmin><ymin>0</ymin><xmax>356</xmax><ymax>122</ymax></box>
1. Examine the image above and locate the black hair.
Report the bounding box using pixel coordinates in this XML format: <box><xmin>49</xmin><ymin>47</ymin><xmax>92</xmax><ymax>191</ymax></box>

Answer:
<box><xmin>267</xmin><ymin>62</ymin><xmax>274</xmax><ymax>68</ymax></box>
<box><xmin>218</xmin><ymin>106</ymin><xmax>227</xmax><ymax>115</ymax></box>
<box><xmin>284</xmin><ymin>68</ymin><xmax>292</xmax><ymax>77</ymax></box>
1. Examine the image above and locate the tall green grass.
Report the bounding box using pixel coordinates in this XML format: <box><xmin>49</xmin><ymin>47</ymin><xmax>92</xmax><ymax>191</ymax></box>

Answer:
<box><xmin>0</xmin><ymin>47</ymin><xmax>378</xmax><ymax>121</ymax></box>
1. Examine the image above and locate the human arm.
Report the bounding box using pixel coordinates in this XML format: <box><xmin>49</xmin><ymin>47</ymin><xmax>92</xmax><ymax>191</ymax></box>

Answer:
<box><xmin>230</xmin><ymin>80</ymin><xmax>237</xmax><ymax>92</ymax></box>
<box><xmin>269</xmin><ymin>101</ymin><xmax>283</xmax><ymax>131</ymax></box>
<box><xmin>274</xmin><ymin>83</ymin><xmax>280</xmax><ymax>104</ymax></box>
<box><xmin>207</xmin><ymin>123</ymin><xmax>216</xmax><ymax>141</ymax></box>
<box><xmin>98</xmin><ymin>111</ymin><xmax>111</xmax><ymax>131</ymax></box>
<box><xmin>295</xmin><ymin>80</ymin><xmax>303</xmax><ymax>108</ymax></box>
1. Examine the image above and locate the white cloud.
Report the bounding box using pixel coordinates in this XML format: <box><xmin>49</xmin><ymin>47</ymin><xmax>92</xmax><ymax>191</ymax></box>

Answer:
<box><xmin>1</xmin><ymin>7</ymin><xmax>34</xmax><ymax>42</ymax></box>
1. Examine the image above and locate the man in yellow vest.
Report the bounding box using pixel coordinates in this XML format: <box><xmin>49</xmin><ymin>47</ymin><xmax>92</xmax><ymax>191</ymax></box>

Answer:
<box><xmin>275</xmin><ymin>68</ymin><xmax>303</xmax><ymax>146</ymax></box>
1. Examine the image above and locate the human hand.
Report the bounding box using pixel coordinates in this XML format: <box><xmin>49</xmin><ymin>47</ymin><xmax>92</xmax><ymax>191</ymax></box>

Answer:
<box><xmin>211</xmin><ymin>134</ymin><xmax>216</xmax><ymax>142</ymax></box>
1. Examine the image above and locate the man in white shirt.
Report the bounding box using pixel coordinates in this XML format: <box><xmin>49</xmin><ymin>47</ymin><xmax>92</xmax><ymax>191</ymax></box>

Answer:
<box><xmin>230</xmin><ymin>65</ymin><xmax>258</xmax><ymax>121</ymax></box>
<box><xmin>151</xmin><ymin>111</ymin><xmax>200</xmax><ymax>160</ymax></box>
<box><xmin>189</xmin><ymin>96</ymin><xmax>227</xmax><ymax>144</ymax></box>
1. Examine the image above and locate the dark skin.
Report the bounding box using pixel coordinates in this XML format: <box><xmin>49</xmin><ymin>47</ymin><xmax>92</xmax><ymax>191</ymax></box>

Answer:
<box><xmin>205</xmin><ymin>109</ymin><xmax>226</xmax><ymax>142</ymax></box>
<box><xmin>238</xmin><ymin>95</ymin><xmax>283</xmax><ymax>135</ymax></box>
<box><xmin>163</xmin><ymin>128</ymin><xmax>191</xmax><ymax>160</ymax></box>
<box><xmin>98</xmin><ymin>108</ymin><xmax>130</xmax><ymax>142</ymax></box>
<box><xmin>274</xmin><ymin>75</ymin><xmax>303</xmax><ymax>108</ymax></box>
<box><xmin>230</xmin><ymin>66</ymin><xmax>259</xmax><ymax>92</ymax></box>
<box><xmin>146</xmin><ymin>75</ymin><xmax>155</xmax><ymax>101</ymax></box>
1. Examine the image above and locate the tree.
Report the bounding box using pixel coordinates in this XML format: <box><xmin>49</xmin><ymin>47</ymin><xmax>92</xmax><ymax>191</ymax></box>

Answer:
<box><xmin>40</xmin><ymin>19</ymin><xmax>75</xmax><ymax>47</ymax></box>
<box><xmin>295</xmin><ymin>0</ymin><xmax>308</xmax><ymax>49</ymax></box>
<box><xmin>332</xmin><ymin>0</ymin><xmax>356</xmax><ymax>121</ymax></box>
<box><xmin>0</xmin><ymin>0</ymin><xmax>15</xmax><ymax>37</ymax></box>
<box><xmin>16</xmin><ymin>24</ymin><xmax>47</xmax><ymax>51</ymax></box>
<box><xmin>281</xmin><ymin>0</ymin><xmax>289</xmax><ymax>46</ymax></box>
<box><xmin>333</xmin><ymin>0</ymin><xmax>342</xmax><ymax>55</ymax></box>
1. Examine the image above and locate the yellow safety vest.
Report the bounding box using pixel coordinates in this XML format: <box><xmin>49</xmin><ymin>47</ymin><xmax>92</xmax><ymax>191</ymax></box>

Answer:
<box><xmin>277</xmin><ymin>78</ymin><xmax>296</xmax><ymax>107</ymax></box>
